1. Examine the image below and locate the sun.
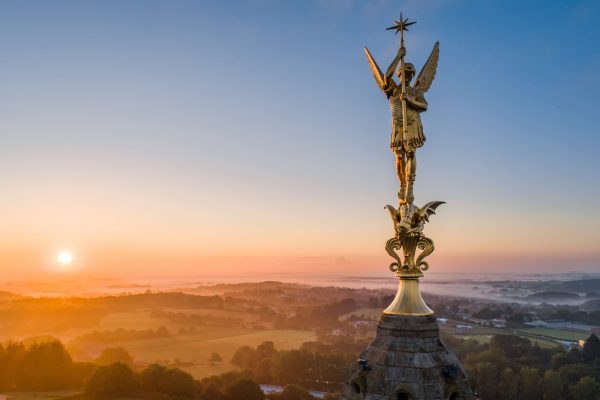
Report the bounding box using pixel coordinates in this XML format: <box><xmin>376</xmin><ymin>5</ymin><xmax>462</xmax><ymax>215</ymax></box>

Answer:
<box><xmin>57</xmin><ymin>250</ymin><xmax>73</xmax><ymax>265</ymax></box>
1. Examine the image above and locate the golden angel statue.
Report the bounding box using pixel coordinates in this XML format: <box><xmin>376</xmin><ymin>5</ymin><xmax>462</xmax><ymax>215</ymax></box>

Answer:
<box><xmin>364</xmin><ymin>41</ymin><xmax>439</xmax><ymax>205</ymax></box>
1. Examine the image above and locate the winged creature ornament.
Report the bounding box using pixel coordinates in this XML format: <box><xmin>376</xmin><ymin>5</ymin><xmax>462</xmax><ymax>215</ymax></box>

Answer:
<box><xmin>385</xmin><ymin>201</ymin><xmax>445</xmax><ymax>237</ymax></box>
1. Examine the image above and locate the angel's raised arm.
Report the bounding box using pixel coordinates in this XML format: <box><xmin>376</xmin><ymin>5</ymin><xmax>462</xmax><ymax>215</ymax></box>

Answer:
<box><xmin>385</xmin><ymin>46</ymin><xmax>405</xmax><ymax>80</ymax></box>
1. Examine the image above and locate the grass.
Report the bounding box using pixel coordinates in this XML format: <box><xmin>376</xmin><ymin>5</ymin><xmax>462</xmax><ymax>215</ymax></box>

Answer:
<box><xmin>3</xmin><ymin>391</ymin><xmax>80</xmax><ymax>400</ymax></box>
<box><xmin>96</xmin><ymin>312</ymin><xmax>178</xmax><ymax>331</ymax></box>
<box><xmin>163</xmin><ymin>308</ymin><xmax>262</xmax><ymax>323</ymax></box>
<box><xmin>526</xmin><ymin>337</ymin><xmax>562</xmax><ymax>348</ymax></box>
<box><xmin>72</xmin><ymin>327</ymin><xmax>315</xmax><ymax>379</ymax></box>
<box><xmin>339</xmin><ymin>308</ymin><xmax>381</xmax><ymax>321</ymax></box>
<box><xmin>517</xmin><ymin>328</ymin><xmax>587</xmax><ymax>341</ymax></box>
<box><xmin>451</xmin><ymin>326</ymin><xmax>562</xmax><ymax>349</ymax></box>
<box><xmin>455</xmin><ymin>334</ymin><xmax>492</xmax><ymax>344</ymax></box>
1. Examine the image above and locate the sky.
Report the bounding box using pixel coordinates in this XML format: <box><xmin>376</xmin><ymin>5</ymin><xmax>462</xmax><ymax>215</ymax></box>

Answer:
<box><xmin>1</xmin><ymin>0</ymin><xmax>599</xmax><ymax>280</ymax></box>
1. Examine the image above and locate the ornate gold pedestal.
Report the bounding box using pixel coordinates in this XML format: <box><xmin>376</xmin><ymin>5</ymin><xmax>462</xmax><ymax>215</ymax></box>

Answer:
<box><xmin>382</xmin><ymin>201</ymin><xmax>442</xmax><ymax>316</ymax></box>
<box><xmin>384</xmin><ymin>272</ymin><xmax>433</xmax><ymax>316</ymax></box>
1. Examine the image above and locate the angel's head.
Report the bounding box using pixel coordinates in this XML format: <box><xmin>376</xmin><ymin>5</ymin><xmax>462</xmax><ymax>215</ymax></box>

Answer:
<box><xmin>397</xmin><ymin>63</ymin><xmax>416</xmax><ymax>83</ymax></box>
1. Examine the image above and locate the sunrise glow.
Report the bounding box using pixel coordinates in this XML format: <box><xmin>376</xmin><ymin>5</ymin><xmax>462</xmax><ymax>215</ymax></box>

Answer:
<box><xmin>57</xmin><ymin>250</ymin><xmax>73</xmax><ymax>266</ymax></box>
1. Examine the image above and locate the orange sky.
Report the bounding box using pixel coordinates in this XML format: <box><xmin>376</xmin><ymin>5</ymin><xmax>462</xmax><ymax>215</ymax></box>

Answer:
<box><xmin>1</xmin><ymin>1</ymin><xmax>599</xmax><ymax>280</ymax></box>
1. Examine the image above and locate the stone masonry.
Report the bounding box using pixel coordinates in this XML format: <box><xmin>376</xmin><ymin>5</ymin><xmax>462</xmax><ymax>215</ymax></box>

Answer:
<box><xmin>341</xmin><ymin>314</ymin><xmax>474</xmax><ymax>400</ymax></box>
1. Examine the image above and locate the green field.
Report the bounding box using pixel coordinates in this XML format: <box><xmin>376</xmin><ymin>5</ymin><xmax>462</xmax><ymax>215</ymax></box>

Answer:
<box><xmin>72</xmin><ymin>327</ymin><xmax>315</xmax><ymax>379</ymax></box>
<box><xmin>525</xmin><ymin>337</ymin><xmax>563</xmax><ymax>348</ymax></box>
<box><xmin>455</xmin><ymin>334</ymin><xmax>492</xmax><ymax>344</ymax></box>
<box><xmin>517</xmin><ymin>327</ymin><xmax>587</xmax><ymax>341</ymax></box>
<box><xmin>4</xmin><ymin>391</ymin><xmax>80</xmax><ymax>400</ymax></box>
<box><xmin>339</xmin><ymin>308</ymin><xmax>381</xmax><ymax>321</ymax></box>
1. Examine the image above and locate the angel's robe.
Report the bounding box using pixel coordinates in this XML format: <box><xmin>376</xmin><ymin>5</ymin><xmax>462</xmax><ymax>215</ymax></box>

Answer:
<box><xmin>384</xmin><ymin>81</ymin><xmax>427</xmax><ymax>153</ymax></box>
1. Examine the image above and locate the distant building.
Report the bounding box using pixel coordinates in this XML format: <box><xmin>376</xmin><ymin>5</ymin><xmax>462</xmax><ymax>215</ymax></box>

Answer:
<box><xmin>545</xmin><ymin>319</ymin><xmax>571</xmax><ymax>328</ymax></box>
<box><xmin>437</xmin><ymin>318</ymin><xmax>448</xmax><ymax>324</ymax></box>
<box><xmin>525</xmin><ymin>319</ymin><xmax>571</xmax><ymax>329</ymax></box>
<box><xmin>467</xmin><ymin>318</ymin><xmax>489</xmax><ymax>326</ymax></box>
<box><xmin>492</xmin><ymin>318</ymin><xmax>506</xmax><ymax>328</ymax></box>
<box><xmin>456</xmin><ymin>324</ymin><xmax>473</xmax><ymax>331</ymax></box>
<box><xmin>350</xmin><ymin>320</ymin><xmax>373</xmax><ymax>328</ymax></box>
<box><xmin>556</xmin><ymin>340</ymin><xmax>578</xmax><ymax>350</ymax></box>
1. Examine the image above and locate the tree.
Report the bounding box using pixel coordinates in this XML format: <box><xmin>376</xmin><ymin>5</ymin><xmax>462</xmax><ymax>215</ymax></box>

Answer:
<box><xmin>202</xmin><ymin>383</ymin><xmax>225</xmax><ymax>400</ymax></box>
<box><xmin>254</xmin><ymin>358</ymin><xmax>273</xmax><ymax>383</ymax></box>
<box><xmin>210</xmin><ymin>352</ymin><xmax>223</xmax><ymax>365</ymax></box>
<box><xmin>84</xmin><ymin>362</ymin><xmax>136</xmax><ymax>398</ymax></box>
<box><xmin>582</xmin><ymin>334</ymin><xmax>600</xmax><ymax>363</ymax></box>
<box><xmin>498</xmin><ymin>368</ymin><xmax>518</xmax><ymax>399</ymax></box>
<box><xmin>570</xmin><ymin>376</ymin><xmax>600</xmax><ymax>400</ymax></box>
<box><xmin>541</xmin><ymin>370</ymin><xmax>565</xmax><ymax>400</ymax></box>
<box><xmin>469</xmin><ymin>362</ymin><xmax>497</xmax><ymax>400</ymax></box>
<box><xmin>0</xmin><ymin>342</ymin><xmax>26</xmax><ymax>390</ymax></box>
<box><xmin>95</xmin><ymin>347</ymin><xmax>134</xmax><ymax>367</ymax></box>
<box><xmin>163</xmin><ymin>367</ymin><xmax>198</xmax><ymax>398</ymax></box>
<box><xmin>558</xmin><ymin>363</ymin><xmax>596</xmax><ymax>387</ymax></box>
<box><xmin>551</xmin><ymin>352</ymin><xmax>578</xmax><ymax>370</ymax></box>
<box><xmin>18</xmin><ymin>340</ymin><xmax>74</xmax><ymax>390</ymax></box>
<box><xmin>231</xmin><ymin>346</ymin><xmax>259</xmax><ymax>369</ymax></box>
<box><xmin>490</xmin><ymin>335</ymin><xmax>532</xmax><ymax>359</ymax></box>
<box><xmin>551</xmin><ymin>309</ymin><xmax>574</xmax><ymax>322</ymax></box>
<box><xmin>473</xmin><ymin>307</ymin><xmax>502</xmax><ymax>320</ymax></box>
<box><xmin>518</xmin><ymin>366</ymin><xmax>541</xmax><ymax>399</ymax></box>
<box><xmin>138</xmin><ymin>363</ymin><xmax>167</xmax><ymax>393</ymax></box>
<box><xmin>278</xmin><ymin>384</ymin><xmax>314</xmax><ymax>400</ymax></box>
<box><xmin>224</xmin><ymin>379</ymin><xmax>264</xmax><ymax>400</ymax></box>
<box><xmin>139</xmin><ymin>363</ymin><xmax>197</xmax><ymax>398</ymax></box>
<box><xmin>257</xmin><ymin>341</ymin><xmax>276</xmax><ymax>359</ymax></box>
<box><xmin>156</xmin><ymin>326</ymin><xmax>170</xmax><ymax>337</ymax></box>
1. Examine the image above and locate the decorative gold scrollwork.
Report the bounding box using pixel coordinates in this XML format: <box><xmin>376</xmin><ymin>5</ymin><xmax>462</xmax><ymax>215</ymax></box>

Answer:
<box><xmin>415</xmin><ymin>236</ymin><xmax>434</xmax><ymax>271</ymax></box>
<box><xmin>385</xmin><ymin>237</ymin><xmax>402</xmax><ymax>272</ymax></box>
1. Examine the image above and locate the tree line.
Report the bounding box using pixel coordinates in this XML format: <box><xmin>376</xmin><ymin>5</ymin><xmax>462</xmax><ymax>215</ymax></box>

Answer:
<box><xmin>444</xmin><ymin>332</ymin><xmax>600</xmax><ymax>400</ymax></box>
<box><xmin>0</xmin><ymin>338</ymin><xmax>341</xmax><ymax>400</ymax></box>
<box><xmin>230</xmin><ymin>341</ymin><xmax>354</xmax><ymax>392</ymax></box>
<box><xmin>72</xmin><ymin>326</ymin><xmax>170</xmax><ymax>344</ymax></box>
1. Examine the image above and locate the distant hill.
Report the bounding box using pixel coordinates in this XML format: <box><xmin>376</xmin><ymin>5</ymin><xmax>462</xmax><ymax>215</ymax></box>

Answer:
<box><xmin>583</xmin><ymin>299</ymin><xmax>600</xmax><ymax>312</ymax></box>
<box><xmin>561</xmin><ymin>279</ymin><xmax>600</xmax><ymax>293</ymax></box>
<box><xmin>0</xmin><ymin>290</ymin><xmax>21</xmax><ymax>301</ymax></box>
<box><xmin>526</xmin><ymin>291</ymin><xmax>580</xmax><ymax>300</ymax></box>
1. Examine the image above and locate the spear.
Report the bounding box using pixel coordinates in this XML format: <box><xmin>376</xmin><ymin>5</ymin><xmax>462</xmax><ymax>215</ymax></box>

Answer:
<box><xmin>387</xmin><ymin>13</ymin><xmax>416</xmax><ymax>152</ymax></box>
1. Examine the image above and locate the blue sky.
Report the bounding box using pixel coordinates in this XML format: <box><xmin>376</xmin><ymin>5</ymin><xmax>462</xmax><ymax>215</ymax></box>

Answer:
<box><xmin>0</xmin><ymin>0</ymin><xmax>599</xmax><ymax>277</ymax></box>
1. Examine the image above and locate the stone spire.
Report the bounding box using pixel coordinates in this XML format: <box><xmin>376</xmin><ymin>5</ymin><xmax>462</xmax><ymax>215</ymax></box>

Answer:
<box><xmin>340</xmin><ymin>314</ymin><xmax>474</xmax><ymax>399</ymax></box>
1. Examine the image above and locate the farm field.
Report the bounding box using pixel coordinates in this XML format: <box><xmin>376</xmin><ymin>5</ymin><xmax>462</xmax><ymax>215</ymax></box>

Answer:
<box><xmin>453</xmin><ymin>334</ymin><xmax>492</xmax><ymax>344</ymax></box>
<box><xmin>4</xmin><ymin>391</ymin><xmax>80</xmax><ymax>400</ymax></box>
<box><xmin>339</xmin><ymin>307</ymin><xmax>381</xmax><ymax>321</ymax></box>
<box><xmin>72</xmin><ymin>327</ymin><xmax>315</xmax><ymax>379</ymax></box>
<box><xmin>517</xmin><ymin>327</ymin><xmax>587</xmax><ymax>341</ymax></box>
<box><xmin>523</xmin><ymin>337</ymin><xmax>562</xmax><ymax>348</ymax></box>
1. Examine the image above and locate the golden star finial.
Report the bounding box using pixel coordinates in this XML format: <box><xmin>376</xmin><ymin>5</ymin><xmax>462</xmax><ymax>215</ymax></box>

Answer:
<box><xmin>386</xmin><ymin>12</ymin><xmax>416</xmax><ymax>34</ymax></box>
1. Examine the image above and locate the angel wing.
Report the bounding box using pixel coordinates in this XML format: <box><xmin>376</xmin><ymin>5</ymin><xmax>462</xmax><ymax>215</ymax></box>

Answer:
<box><xmin>385</xmin><ymin>204</ymin><xmax>401</xmax><ymax>224</ymax></box>
<box><xmin>414</xmin><ymin>41</ymin><xmax>440</xmax><ymax>95</ymax></box>
<box><xmin>364</xmin><ymin>47</ymin><xmax>385</xmax><ymax>92</ymax></box>
<box><xmin>417</xmin><ymin>201</ymin><xmax>445</xmax><ymax>223</ymax></box>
